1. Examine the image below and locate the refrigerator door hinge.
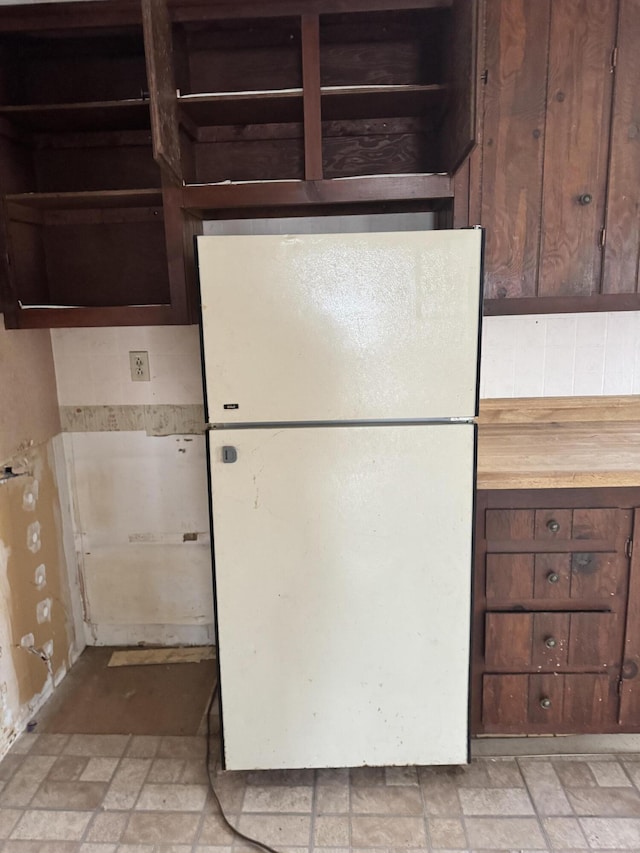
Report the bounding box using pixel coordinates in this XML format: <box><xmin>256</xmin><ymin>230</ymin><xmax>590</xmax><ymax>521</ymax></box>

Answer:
<box><xmin>611</xmin><ymin>46</ymin><xmax>618</xmax><ymax>70</ymax></box>
<box><xmin>626</xmin><ymin>537</ymin><xmax>633</xmax><ymax>558</ymax></box>
<box><xmin>599</xmin><ymin>227</ymin><xmax>607</xmax><ymax>250</ymax></box>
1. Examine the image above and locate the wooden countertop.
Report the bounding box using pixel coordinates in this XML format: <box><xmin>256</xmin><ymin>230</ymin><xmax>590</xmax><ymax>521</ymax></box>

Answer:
<box><xmin>476</xmin><ymin>396</ymin><xmax>640</xmax><ymax>490</ymax></box>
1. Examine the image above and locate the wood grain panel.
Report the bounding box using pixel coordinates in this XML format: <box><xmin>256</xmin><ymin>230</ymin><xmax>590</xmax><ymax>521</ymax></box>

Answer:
<box><xmin>485</xmin><ymin>509</ymin><xmax>533</xmax><ymax>540</ymax></box>
<box><xmin>528</xmin><ymin>674</ymin><xmax>564</xmax><ymax>725</ymax></box>
<box><xmin>482</xmin><ymin>674</ymin><xmax>528</xmax><ymax>727</ymax></box>
<box><xmin>323</xmin><ymin>131</ymin><xmax>433</xmax><ymax>178</ymax></box>
<box><xmin>302</xmin><ymin>15</ymin><xmax>323</xmax><ymax>180</ymax></box>
<box><xmin>480</xmin><ymin>0</ymin><xmax>550</xmax><ymax>299</ymax></box>
<box><xmin>485</xmin><ymin>613</ymin><xmax>532</xmax><ymax>667</ymax></box>
<box><xmin>538</xmin><ymin>0</ymin><xmax>617</xmax><ymax>296</ymax></box>
<box><xmin>603</xmin><ymin>0</ymin><xmax>640</xmax><ymax>294</ymax></box>
<box><xmin>142</xmin><ymin>0</ymin><xmax>182</xmax><ymax>184</ymax></box>
<box><xmin>534</xmin><ymin>554</ymin><xmax>571</xmax><ymax>600</ymax></box>
<box><xmin>619</xmin><ymin>508</ymin><xmax>640</xmax><ymax>725</ymax></box>
<box><xmin>572</xmin><ymin>507</ymin><xmax>627</xmax><ymax>541</ymax></box>
<box><xmin>534</xmin><ymin>509</ymin><xmax>572</xmax><ymax>541</ymax></box>
<box><xmin>570</xmin><ymin>552</ymin><xmax>628</xmax><ymax>601</ymax></box>
<box><xmin>562</xmin><ymin>673</ymin><xmax>610</xmax><ymax>728</ymax></box>
<box><xmin>195</xmin><ymin>138</ymin><xmax>305</xmax><ymax>182</ymax></box>
<box><xmin>531</xmin><ymin>612</ymin><xmax>569</xmax><ymax>668</ymax></box>
<box><xmin>486</xmin><ymin>553</ymin><xmax>534</xmax><ymax>601</ymax></box>
<box><xmin>569</xmin><ymin>612</ymin><xmax>620</xmax><ymax>667</ymax></box>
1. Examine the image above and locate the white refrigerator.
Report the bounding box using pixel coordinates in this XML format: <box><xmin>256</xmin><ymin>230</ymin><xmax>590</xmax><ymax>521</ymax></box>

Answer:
<box><xmin>198</xmin><ymin>228</ymin><xmax>483</xmax><ymax>770</ymax></box>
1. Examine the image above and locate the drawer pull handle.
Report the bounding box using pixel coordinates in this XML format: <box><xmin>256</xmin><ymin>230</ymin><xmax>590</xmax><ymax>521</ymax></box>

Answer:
<box><xmin>545</xmin><ymin>636</ymin><xmax>557</xmax><ymax>649</ymax></box>
<box><xmin>540</xmin><ymin>697</ymin><xmax>552</xmax><ymax>710</ymax></box>
<box><xmin>547</xmin><ymin>519</ymin><xmax>560</xmax><ymax>533</ymax></box>
<box><xmin>547</xmin><ymin>572</ymin><xmax>560</xmax><ymax>584</ymax></box>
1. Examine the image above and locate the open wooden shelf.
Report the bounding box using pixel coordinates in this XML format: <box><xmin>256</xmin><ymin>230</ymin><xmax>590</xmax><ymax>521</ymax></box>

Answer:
<box><xmin>0</xmin><ymin>99</ymin><xmax>151</xmax><ymax>133</ymax></box>
<box><xmin>5</xmin><ymin>188</ymin><xmax>163</xmax><ymax>211</ymax></box>
<box><xmin>179</xmin><ymin>83</ymin><xmax>447</xmax><ymax>128</ymax></box>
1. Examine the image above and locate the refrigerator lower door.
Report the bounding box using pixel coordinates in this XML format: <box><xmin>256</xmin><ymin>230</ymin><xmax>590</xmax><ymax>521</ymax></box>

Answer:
<box><xmin>210</xmin><ymin>423</ymin><xmax>475</xmax><ymax>770</ymax></box>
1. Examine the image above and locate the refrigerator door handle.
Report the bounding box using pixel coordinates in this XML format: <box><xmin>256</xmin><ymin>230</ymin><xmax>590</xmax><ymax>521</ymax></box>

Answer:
<box><xmin>222</xmin><ymin>446</ymin><xmax>238</xmax><ymax>463</ymax></box>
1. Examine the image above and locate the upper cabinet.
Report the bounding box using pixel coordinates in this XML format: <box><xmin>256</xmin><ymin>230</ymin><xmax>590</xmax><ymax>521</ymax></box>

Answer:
<box><xmin>477</xmin><ymin>0</ymin><xmax>640</xmax><ymax>314</ymax></box>
<box><xmin>0</xmin><ymin>0</ymin><xmax>478</xmax><ymax>328</ymax></box>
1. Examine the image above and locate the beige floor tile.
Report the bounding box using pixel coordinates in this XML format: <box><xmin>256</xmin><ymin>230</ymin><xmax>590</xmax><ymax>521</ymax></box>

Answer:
<box><xmin>4</xmin><ymin>843</ymin><xmax>81</xmax><ymax>853</ymax></box>
<box><xmin>135</xmin><ymin>783</ymin><xmax>208</xmax><ymax>811</ymax></box>
<box><xmin>11</xmin><ymin>810</ymin><xmax>92</xmax><ymax>841</ymax></box>
<box><xmin>0</xmin><ymin>756</ymin><xmax>58</xmax><ymax>808</ymax></box>
<box><xmin>0</xmin><ymin>808</ymin><xmax>23</xmax><ymax>838</ymax></box>
<box><xmin>124</xmin><ymin>738</ymin><xmax>161</xmax><ymax>759</ymax></box>
<box><xmin>458</xmin><ymin>788</ymin><xmax>534</xmax><ymax>816</ymax></box>
<box><xmin>85</xmin><ymin>812</ymin><xmax>128</xmax><ymax>844</ymax></box>
<box><xmin>588</xmin><ymin>760</ymin><xmax>633</xmax><ymax>788</ymax></box>
<box><xmin>427</xmin><ymin>817</ymin><xmax>467</xmax><ymax>849</ymax></box>
<box><xmin>102</xmin><ymin>759</ymin><xmax>151</xmax><ymax>810</ymax></box>
<box><xmin>157</xmin><ymin>738</ymin><xmax>205</xmax><ymax>760</ymax></box>
<box><xmin>351</xmin><ymin>787</ymin><xmax>424</xmax><ymax>816</ymax></box>
<box><xmin>517</xmin><ymin>759</ymin><xmax>573</xmax><ymax>816</ymax></box>
<box><xmin>80</xmin><ymin>844</ymin><xmax>117</xmax><ymax>853</ymax></box>
<box><xmin>28</xmin><ymin>735</ymin><xmax>70</xmax><ymax>757</ymax></box>
<box><xmin>385</xmin><ymin>767</ymin><xmax>419</xmax><ymax>786</ymax></box>
<box><xmin>116</xmin><ymin>845</ymin><xmax>155</xmax><ymax>853</ymax></box>
<box><xmin>464</xmin><ymin>816</ymin><xmax>546</xmax><ymax>849</ymax></box>
<box><xmin>0</xmin><ymin>756</ymin><xmax>26</xmax><ymax>781</ymax></box>
<box><xmin>8</xmin><ymin>736</ymin><xmax>38</xmax><ymax>756</ymax></box>
<box><xmin>419</xmin><ymin>777</ymin><xmax>462</xmax><ymax>817</ymax></box>
<box><xmin>209</xmin><ymin>772</ymin><xmax>246</xmax><ymax>813</ymax></box>
<box><xmin>242</xmin><ymin>785</ymin><xmax>313</xmax><ymax>813</ymax></box>
<box><xmin>31</xmin><ymin>780</ymin><xmax>107</xmax><ymax>810</ymax></box>
<box><xmin>315</xmin><ymin>783</ymin><xmax>349</xmax><ymax>814</ymax></box>
<box><xmin>350</xmin><ymin>768</ymin><xmax>386</xmax><ymax>787</ymax></box>
<box><xmin>454</xmin><ymin>763</ymin><xmax>491</xmax><ymax>788</ymax></box>
<box><xmin>245</xmin><ymin>770</ymin><xmax>315</xmax><ymax>787</ymax></box>
<box><xmin>542</xmin><ymin>816</ymin><xmax>588</xmax><ymax>849</ymax></box>
<box><xmin>568</xmin><ymin>787</ymin><xmax>640</xmax><ymax>816</ymax></box>
<box><xmin>484</xmin><ymin>758</ymin><xmax>525</xmax><ymax>788</ymax></box>
<box><xmin>122</xmin><ymin>812</ymin><xmax>200</xmax><ymax>844</ymax></box>
<box><xmin>198</xmin><ymin>813</ymin><xmax>236</xmax><ymax>845</ymax></box>
<box><xmin>48</xmin><ymin>757</ymin><xmax>89</xmax><ymax>782</ymax></box>
<box><xmin>351</xmin><ymin>815</ymin><xmax>427</xmax><ymax>847</ymax></box>
<box><xmin>195</xmin><ymin>846</ymin><xmax>232</xmax><ymax>853</ymax></box>
<box><xmin>313</xmin><ymin>847</ymin><xmax>350</xmax><ymax>853</ymax></box>
<box><xmin>80</xmin><ymin>759</ymin><xmax>120</xmax><ymax>784</ymax></box>
<box><xmin>552</xmin><ymin>759</ymin><xmax>597</xmax><ymax>789</ymax></box>
<box><xmin>313</xmin><ymin>816</ymin><xmax>349</xmax><ymax>846</ymax></box>
<box><xmin>316</xmin><ymin>769</ymin><xmax>349</xmax><ymax>785</ymax></box>
<box><xmin>580</xmin><ymin>816</ymin><xmax>640</xmax><ymax>848</ymax></box>
<box><xmin>180</xmin><ymin>760</ymin><xmax>210</xmax><ymax>785</ymax></box>
<box><xmin>64</xmin><ymin>736</ymin><xmax>129</xmax><ymax>759</ymax></box>
<box><xmin>236</xmin><ymin>814</ymin><xmax>311</xmax><ymax>846</ymax></box>
<box><xmin>156</xmin><ymin>845</ymin><xmax>193</xmax><ymax>853</ymax></box>
<box><xmin>147</xmin><ymin>759</ymin><xmax>185</xmax><ymax>784</ymax></box>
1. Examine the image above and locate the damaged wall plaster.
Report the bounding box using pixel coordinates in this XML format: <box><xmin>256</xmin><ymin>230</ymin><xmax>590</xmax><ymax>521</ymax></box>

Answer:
<box><xmin>0</xmin><ymin>317</ymin><xmax>84</xmax><ymax>757</ymax></box>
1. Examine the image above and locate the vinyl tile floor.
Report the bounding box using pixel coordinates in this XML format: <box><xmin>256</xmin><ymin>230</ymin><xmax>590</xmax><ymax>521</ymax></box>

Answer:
<box><xmin>2</xmin><ymin>733</ymin><xmax>640</xmax><ymax>852</ymax></box>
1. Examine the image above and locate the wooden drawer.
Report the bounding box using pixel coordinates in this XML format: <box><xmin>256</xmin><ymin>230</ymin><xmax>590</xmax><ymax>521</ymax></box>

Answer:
<box><xmin>482</xmin><ymin>673</ymin><xmax>611</xmax><ymax>731</ymax></box>
<box><xmin>485</xmin><ymin>551</ymin><xmax>628</xmax><ymax>603</ymax></box>
<box><xmin>485</xmin><ymin>507</ymin><xmax>627</xmax><ymax>544</ymax></box>
<box><xmin>485</xmin><ymin>612</ymin><xmax>620</xmax><ymax>669</ymax></box>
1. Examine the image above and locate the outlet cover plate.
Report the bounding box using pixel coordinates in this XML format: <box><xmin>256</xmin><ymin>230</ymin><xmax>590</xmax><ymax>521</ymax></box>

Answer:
<box><xmin>129</xmin><ymin>351</ymin><xmax>150</xmax><ymax>382</ymax></box>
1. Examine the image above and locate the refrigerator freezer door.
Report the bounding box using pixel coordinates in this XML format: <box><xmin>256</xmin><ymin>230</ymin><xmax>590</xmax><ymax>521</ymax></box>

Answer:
<box><xmin>210</xmin><ymin>423</ymin><xmax>475</xmax><ymax>769</ymax></box>
<box><xmin>198</xmin><ymin>230</ymin><xmax>482</xmax><ymax>424</ymax></box>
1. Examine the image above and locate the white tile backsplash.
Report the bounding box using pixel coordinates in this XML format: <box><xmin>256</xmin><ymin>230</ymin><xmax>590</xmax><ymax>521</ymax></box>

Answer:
<box><xmin>52</xmin><ymin>311</ymin><xmax>639</xmax><ymax>407</ymax></box>
<box><xmin>480</xmin><ymin>311</ymin><xmax>640</xmax><ymax>398</ymax></box>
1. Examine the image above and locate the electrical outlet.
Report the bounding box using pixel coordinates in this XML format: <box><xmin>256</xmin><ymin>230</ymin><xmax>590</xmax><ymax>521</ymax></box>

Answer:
<box><xmin>129</xmin><ymin>351</ymin><xmax>150</xmax><ymax>382</ymax></box>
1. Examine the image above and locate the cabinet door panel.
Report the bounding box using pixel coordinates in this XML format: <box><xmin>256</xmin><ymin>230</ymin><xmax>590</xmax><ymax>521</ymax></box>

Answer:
<box><xmin>534</xmin><ymin>554</ymin><xmax>571</xmax><ymax>599</ymax></box>
<box><xmin>563</xmin><ymin>673</ymin><xmax>610</xmax><ymax>728</ymax></box>
<box><xmin>480</xmin><ymin>0</ymin><xmax>550</xmax><ymax>299</ymax></box>
<box><xmin>529</xmin><ymin>674</ymin><xmax>565</xmax><ymax>725</ymax></box>
<box><xmin>570</xmin><ymin>552</ymin><xmax>627</xmax><ymax>600</ymax></box>
<box><xmin>441</xmin><ymin>0</ymin><xmax>479</xmax><ymax>173</ymax></box>
<box><xmin>531</xmin><ymin>613</ymin><xmax>569</xmax><ymax>668</ymax></box>
<box><xmin>603</xmin><ymin>0</ymin><xmax>640</xmax><ymax>295</ymax></box>
<box><xmin>538</xmin><ymin>0</ymin><xmax>617</xmax><ymax>296</ymax></box>
<box><xmin>619</xmin><ymin>509</ymin><xmax>640</xmax><ymax>726</ymax></box>
<box><xmin>535</xmin><ymin>509</ymin><xmax>572</xmax><ymax>541</ymax></box>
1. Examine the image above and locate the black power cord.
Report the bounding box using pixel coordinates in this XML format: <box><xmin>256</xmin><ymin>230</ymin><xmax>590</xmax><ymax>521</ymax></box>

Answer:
<box><xmin>205</xmin><ymin>683</ymin><xmax>283</xmax><ymax>853</ymax></box>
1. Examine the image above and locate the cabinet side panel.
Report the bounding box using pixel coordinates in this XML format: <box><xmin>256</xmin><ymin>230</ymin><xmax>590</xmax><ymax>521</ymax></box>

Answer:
<box><xmin>480</xmin><ymin>0</ymin><xmax>550</xmax><ymax>299</ymax></box>
<box><xmin>538</xmin><ymin>0</ymin><xmax>617</xmax><ymax>296</ymax></box>
<box><xmin>603</xmin><ymin>0</ymin><xmax>640</xmax><ymax>294</ymax></box>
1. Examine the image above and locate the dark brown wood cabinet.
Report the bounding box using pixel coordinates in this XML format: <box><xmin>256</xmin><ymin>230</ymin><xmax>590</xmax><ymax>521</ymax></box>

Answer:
<box><xmin>473</xmin><ymin>488</ymin><xmax>640</xmax><ymax>735</ymax></box>
<box><xmin>475</xmin><ymin>0</ymin><xmax>640</xmax><ymax>315</ymax></box>
<box><xmin>0</xmin><ymin>0</ymin><xmax>478</xmax><ymax>328</ymax></box>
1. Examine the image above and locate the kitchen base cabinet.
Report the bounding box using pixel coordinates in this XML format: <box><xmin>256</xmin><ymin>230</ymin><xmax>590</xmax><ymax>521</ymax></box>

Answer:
<box><xmin>473</xmin><ymin>488</ymin><xmax>640</xmax><ymax>735</ymax></box>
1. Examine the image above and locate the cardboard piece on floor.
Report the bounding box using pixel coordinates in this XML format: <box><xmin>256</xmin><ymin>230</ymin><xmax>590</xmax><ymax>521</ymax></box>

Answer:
<box><xmin>108</xmin><ymin>646</ymin><xmax>216</xmax><ymax>667</ymax></box>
